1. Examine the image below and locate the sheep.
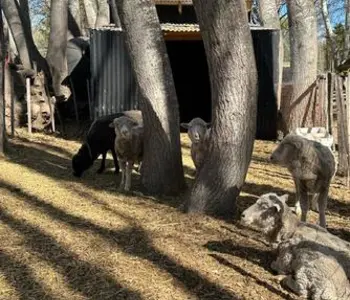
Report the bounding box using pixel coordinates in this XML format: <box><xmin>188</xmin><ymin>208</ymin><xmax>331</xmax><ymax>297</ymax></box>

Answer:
<box><xmin>270</xmin><ymin>134</ymin><xmax>336</xmax><ymax>228</ymax></box>
<box><xmin>180</xmin><ymin>118</ymin><xmax>211</xmax><ymax>172</ymax></box>
<box><xmin>240</xmin><ymin>193</ymin><xmax>350</xmax><ymax>278</ymax></box>
<box><xmin>271</xmin><ymin>243</ymin><xmax>350</xmax><ymax>299</ymax></box>
<box><xmin>72</xmin><ymin>110</ymin><xmax>142</xmax><ymax>177</ymax></box>
<box><xmin>109</xmin><ymin>115</ymin><xmax>143</xmax><ymax>191</ymax></box>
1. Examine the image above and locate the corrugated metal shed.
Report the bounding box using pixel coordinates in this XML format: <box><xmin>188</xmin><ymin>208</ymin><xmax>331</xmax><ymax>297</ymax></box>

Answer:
<box><xmin>89</xmin><ymin>27</ymin><xmax>140</xmax><ymax>119</ymax></box>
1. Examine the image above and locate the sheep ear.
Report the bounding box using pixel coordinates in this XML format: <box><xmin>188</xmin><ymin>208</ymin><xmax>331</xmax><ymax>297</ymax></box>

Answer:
<box><xmin>108</xmin><ymin>122</ymin><xmax>114</xmax><ymax>128</ymax></box>
<box><xmin>180</xmin><ymin>123</ymin><xmax>189</xmax><ymax>129</ymax></box>
<box><xmin>279</xmin><ymin>194</ymin><xmax>289</xmax><ymax>203</ymax></box>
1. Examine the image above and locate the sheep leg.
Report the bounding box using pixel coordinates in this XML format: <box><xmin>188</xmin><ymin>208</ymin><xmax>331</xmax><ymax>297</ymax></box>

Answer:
<box><xmin>118</xmin><ymin>159</ymin><xmax>126</xmax><ymax>189</ymax></box>
<box><xmin>310</xmin><ymin>193</ymin><xmax>319</xmax><ymax>212</ymax></box>
<box><xmin>97</xmin><ymin>152</ymin><xmax>106</xmax><ymax>174</ymax></box>
<box><xmin>111</xmin><ymin>148</ymin><xmax>119</xmax><ymax>174</ymax></box>
<box><xmin>298</xmin><ymin>183</ymin><xmax>309</xmax><ymax>223</ymax></box>
<box><xmin>317</xmin><ymin>187</ymin><xmax>329</xmax><ymax>228</ymax></box>
<box><xmin>125</xmin><ymin>161</ymin><xmax>133</xmax><ymax>191</ymax></box>
<box><xmin>281</xmin><ymin>275</ymin><xmax>307</xmax><ymax>298</ymax></box>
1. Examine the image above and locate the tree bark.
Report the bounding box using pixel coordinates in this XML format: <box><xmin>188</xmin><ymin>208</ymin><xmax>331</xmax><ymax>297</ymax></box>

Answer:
<box><xmin>68</xmin><ymin>0</ymin><xmax>83</xmax><ymax>39</ymax></box>
<box><xmin>0</xmin><ymin>6</ymin><xmax>6</xmax><ymax>156</ymax></box>
<box><xmin>345</xmin><ymin>0</ymin><xmax>350</xmax><ymax>58</ymax></box>
<box><xmin>116</xmin><ymin>0</ymin><xmax>186</xmax><ymax>195</ymax></box>
<box><xmin>46</xmin><ymin>0</ymin><xmax>69</xmax><ymax>98</ymax></box>
<box><xmin>95</xmin><ymin>0</ymin><xmax>110</xmax><ymax>27</ymax></box>
<box><xmin>282</xmin><ymin>0</ymin><xmax>317</xmax><ymax>132</ymax></box>
<box><xmin>83</xmin><ymin>0</ymin><xmax>97</xmax><ymax>28</ymax></box>
<box><xmin>185</xmin><ymin>0</ymin><xmax>258</xmax><ymax>217</ymax></box>
<box><xmin>109</xmin><ymin>0</ymin><xmax>121</xmax><ymax>27</ymax></box>
<box><xmin>320</xmin><ymin>0</ymin><xmax>337</xmax><ymax>66</ymax></box>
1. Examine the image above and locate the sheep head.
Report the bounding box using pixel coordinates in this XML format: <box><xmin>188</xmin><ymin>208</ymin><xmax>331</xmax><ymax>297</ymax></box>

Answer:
<box><xmin>180</xmin><ymin>118</ymin><xmax>210</xmax><ymax>144</ymax></box>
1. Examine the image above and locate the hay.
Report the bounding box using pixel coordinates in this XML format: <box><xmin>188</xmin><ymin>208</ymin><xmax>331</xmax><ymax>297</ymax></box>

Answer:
<box><xmin>0</xmin><ymin>128</ymin><xmax>348</xmax><ymax>299</ymax></box>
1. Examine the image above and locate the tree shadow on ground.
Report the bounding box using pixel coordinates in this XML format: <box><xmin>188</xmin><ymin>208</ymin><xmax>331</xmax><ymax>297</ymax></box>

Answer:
<box><xmin>0</xmin><ymin>207</ymin><xmax>143</xmax><ymax>300</ymax></box>
<box><xmin>1</xmin><ymin>179</ymin><xmax>240</xmax><ymax>300</ymax></box>
<box><xmin>0</xmin><ymin>249</ymin><xmax>55</xmax><ymax>300</ymax></box>
<box><xmin>209</xmin><ymin>254</ymin><xmax>297</xmax><ymax>300</ymax></box>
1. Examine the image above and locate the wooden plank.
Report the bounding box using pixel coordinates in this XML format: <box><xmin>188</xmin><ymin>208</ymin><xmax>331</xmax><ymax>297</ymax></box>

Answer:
<box><xmin>336</xmin><ymin>75</ymin><xmax>348</xmax><ymax>176</ymax></box>
<box><xmin>26</xmin><ymin>77</ymin><xmax>32</xmax><ymax>134</ymax></box>
<box><xmin>346</xmin><ymin>75</ymin><xmax>350</xmax><ymax>186</ymax></box>
<box><xmin>324</xmin><ymin>74</ymin><xmax>328</xmax><ymax>130</ymax></box>
<box><xmin>328</xmin><ymin>73</ymin><xmax>334</xmax><ymax>139</ymax></box>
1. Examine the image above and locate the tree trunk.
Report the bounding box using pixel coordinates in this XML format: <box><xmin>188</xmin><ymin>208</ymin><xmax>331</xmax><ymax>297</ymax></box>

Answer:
<box><xmin>345</xmin><ymin>0</ymin><xmax>350</xmax><ymax>58</ymax></box>
<box><xmin>109</xmin><ymin>0</ymin><xmax>121</xmax><ymax>27</ymax></box>
<box><xmin>320</xmin><ymin>0</ymin><xmax>337</xmax><ymax>65</ymax></box>
<box><xmin>2</xmin><ymin>0</ymin><xmax>31</xmax><ymax>69</ymax></box>
<box><xmin>0</xmin><ymin>7</ymin><xmax>6</xmax><ymax>157</ymax></box>
<box><xmin>46</xmin><ymin>0</ymin><xmax>69</xmax><ymax>98</ymax></box>
<box><xmin>185</xmin><ymin>0</ymin><xmax>258</xmax><ymax>217</ymax></box>
<box><xmin>83</xmin><ymin>0</ymin><xmax>97</xmax><ymax>28</ymax></box>
<box><xmin>116</xmin><ymin>0</ymin><xmax>186</xmax><ymax>195</ymax></box>
<box><xmin>282</xmin><ymin>0</ymin><xmax>317</xmax><ymax>132</ymax></box>
<box><xmin>95</xmin><ymin>0</ymin><xmax>110</xmax><ymax>27</ymax></box>
<box><xmin>68</xmin><ymin>0</ymin><xmax>83</xmax><ymax>39</ymax></box>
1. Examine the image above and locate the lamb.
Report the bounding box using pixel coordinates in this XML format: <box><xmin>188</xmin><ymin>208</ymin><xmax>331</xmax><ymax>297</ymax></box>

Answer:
<box><xmin>270</xmin><ymin>134</ymin><xmax>336</xmax><ymax>228</ymax></box>
<box><xmin>240</xmin><ymin>193</ymin><xmax>350</xmax><ymax>278</ymax></box>
<box><xmin>72</xmin><ymin>110</ymin><xmax>142</xmax><ymax>177</ymax></box>
<box><xmin>271</xmin><ymin>243</ymin><xmax>350</xmax><ymax>299</ymax></box>
<box><xmin>109</xmin><ymin>114</ymin><xmax>143</xmax><ymax>191</ymax></box>
<box><xmin>180</xmin><ymin>118</ymin><xmax>211</xmax><ymax>172</ymax></box>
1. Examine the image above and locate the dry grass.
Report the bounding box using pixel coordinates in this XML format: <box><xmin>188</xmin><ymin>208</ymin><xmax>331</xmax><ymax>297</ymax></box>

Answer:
<box><xmin>0</xmin><ymin>128</ymin><xmax>349</xmax><ymax>300</ymax></box>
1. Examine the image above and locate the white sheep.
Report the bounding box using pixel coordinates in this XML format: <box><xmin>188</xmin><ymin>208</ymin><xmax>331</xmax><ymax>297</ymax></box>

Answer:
<box><xmin>272</xmin><ymin>243</ymin><xmax>350</xmax><ymax>299</ymax></box>
<box><xmin>270</xmin><ymin>134</ymin><xmax>336</xmax><ymax>228</ymax></box>
<box><xmin>240</xmin><ymin>193</ymin><xmax>350</xmax><ymax>278</ymax></box>
<box><xmin>180</xmin><ymin>118</ymin><xmax>210</xmax><ymax>173</ymax></box>
<box><xmin>109</xmin><ymin>115</ymin><xmax>143</xmax><ymax>191</ymax></box>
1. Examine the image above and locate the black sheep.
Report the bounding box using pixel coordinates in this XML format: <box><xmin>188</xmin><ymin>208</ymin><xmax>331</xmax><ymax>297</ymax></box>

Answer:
<box><xmin>72</xmin><ymin>110</ymin><xmax>142</xmax><ymax>177</ymax></box>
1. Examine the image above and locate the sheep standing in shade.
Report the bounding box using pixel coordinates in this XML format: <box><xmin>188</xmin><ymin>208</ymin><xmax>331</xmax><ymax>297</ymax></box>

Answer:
<box><xmin>180</xmin><ymin>118</ymin><xmax>211</xmax><ymax>173</ymax></box>
<box><xmin>109</xmin><ymin>115</ymin><xmax>143</xmax><ymax>191</ymax></box>
<box><xmin>270</xmin><ymin>134</ymin><xmax>336</xmax><ymax>228</ymax></box>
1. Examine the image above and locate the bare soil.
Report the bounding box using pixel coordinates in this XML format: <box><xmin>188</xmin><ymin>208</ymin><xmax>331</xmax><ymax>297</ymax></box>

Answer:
<box><xmin>0</xmin><ymin>128</ymin><xmax>349</xmax><ymax>300</ymax></box>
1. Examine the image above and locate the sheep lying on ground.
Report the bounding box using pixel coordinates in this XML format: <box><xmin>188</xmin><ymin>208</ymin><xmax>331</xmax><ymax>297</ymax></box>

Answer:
<box><xmin>109</xmin><ymin>114</ymin><xmax>143</xmax><ymax>191</ymax></box>
<box><xmin>270</xmin><ymin>134</ymin><xmax>336</xmax><ymax>228</ymax></box>
<box><xmin>72</xmin><ymin>110</ymin><xmax>142</xmax><ymax>177</ymax></box>
<box><xmin>240</xmin><ymin>193</ymin><xmax>350</xmax><ymax>278</ymax></box>
<box><xmin>271</xmin><ymin>242</ymin><xmax>350</xmax><ymax>299</ymax></box>
<box><xmin>180</xmin><ymin>118</ymin><xmax>210</xmax><ymax>172</ymax></box>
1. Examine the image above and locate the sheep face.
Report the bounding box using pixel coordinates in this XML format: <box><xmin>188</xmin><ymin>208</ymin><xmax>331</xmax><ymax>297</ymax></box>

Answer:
<box><xmin>181</xmin><ymin>118</ymin><xmax>210</xmax><ymax>144</ymax></box>
<box><xmin>241</xmin><ymin>193</ymin><xmax>289</xmax><ymax>234</ymax></box>
<box><xmin>72</xmin><ymin>144</ymin><xmax>93</xmax><ymax>177</ymax></box>
<box><xmin>270</xmin><ymin>135</ymin><xmax>303</xmax><ymax>166</ymax></box>
<box><xmin>109</xmin><ymin>116</ymin><xmax>139</xmax><ymax>139</ymax></box>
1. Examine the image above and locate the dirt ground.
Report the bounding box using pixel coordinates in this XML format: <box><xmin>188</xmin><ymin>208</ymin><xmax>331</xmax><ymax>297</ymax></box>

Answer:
<box><xmin>0</xmin><ymin>127</ymin><xmax>349</xmax><ymax>300</ymax></box>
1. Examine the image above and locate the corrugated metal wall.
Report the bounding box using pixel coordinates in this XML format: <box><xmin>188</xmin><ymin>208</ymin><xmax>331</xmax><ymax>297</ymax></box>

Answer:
<box><xmin>89</xmin><ymin>27</ymin><xmax>140</xmax><ymax>119</ymax></box>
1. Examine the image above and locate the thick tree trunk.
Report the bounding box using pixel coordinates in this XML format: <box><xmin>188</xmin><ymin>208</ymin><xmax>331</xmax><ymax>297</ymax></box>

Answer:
<box><xmin>46</xmin><ymin>0</ymin><xmax>69</xmax><ymax>98</ymax></box>
<box><xmin>95</xmin><ymin>0</ymin><xmax>110</xmax><ymax>27</ymax></box>
<box><xmin>282</xmin><ymin>0</ymin><xmax>317</xmax><ymax>132</ymax></box>
<box><xmin>2</xmin><ymin>0</ymin><xmax>31</xmax><ymax>69</ymax></box>
<box><xmin>109</xmin><ymin>0</ymin><xmax>121</xmax><ymax>27</ymax></box>
<box><xmin>68</xmin><ymin>0</ymin><xmax>83</xmax><ymax>39</ymax></box>
<box><xmin>185</xmin><ymin>0</ymin><xmax>258</xmax><ymax>217</ymax></box>
<box><xmin>83</xmin><ymin>0</ymin><xmax>97</xmax><ymax>28</ymax></box>
<box><xmin>0</xmin><ymin>7</ymin><xmax>6</xmax><ymax>156</ymax></box>
<box><xmin>116</xmin><ymin>0</ymin><xmax>185</xmax><ymax>195</ymax></box>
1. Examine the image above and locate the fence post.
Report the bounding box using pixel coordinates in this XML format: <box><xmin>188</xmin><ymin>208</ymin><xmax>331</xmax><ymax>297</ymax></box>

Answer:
<box><xmin>26</xmin><ymin>77</ymin><xmax>32</xmax><ymax>134</ymax></box>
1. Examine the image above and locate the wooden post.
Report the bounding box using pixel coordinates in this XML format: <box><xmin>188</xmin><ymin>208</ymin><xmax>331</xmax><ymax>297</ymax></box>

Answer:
<box><xmin>11</xmin><ymin>78</ymin><xmax>15</xmax><ymax>136</ymax></box>
<box><xmin>26</xmin><ymin>77</ymin><xmax>32</xmax><ymax>134</ymax></box>
<box><xmin>346</xmin><ymin>74</ymin><xmax>350</xmax><ymax>186</ymax></box>
<box><xmin>69</xmin><ymin>77</ymin><xmax>79</xmax><ymax>125</ymax></box>
<box><xmin>324</xmin><ymin>73</ymin><xmax>328</xmax><ymax>130</ymax></box>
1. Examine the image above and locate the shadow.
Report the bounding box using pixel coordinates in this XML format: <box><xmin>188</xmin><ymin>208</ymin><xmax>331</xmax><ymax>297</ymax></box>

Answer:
<box><xmin>1</xmin><ymin>179</ymin><xmax>239</xmax><ymax>299</ymax></box>
<box><xmin>0</xmin><ymin>208</ymin><xmax>143</xmax><ymax>299</ymax></box>
<box><xmin>327</xmin><ymin>227</ymin><xmax>350</xmax><ymax>243</ymax></box>
<box><xmin>209</xmin><ymin>254</ymin><xmax>296</xmax><ymax>300</ymax></box>
<box><xmin>0</xmin><ymin>249</ymin><xmax>54</xmax><ymax>300</ymax></box>
<box><xmin>205</xmin><ymin>240</ymin><xmax>272</xmax><ymax>270</ymax></box>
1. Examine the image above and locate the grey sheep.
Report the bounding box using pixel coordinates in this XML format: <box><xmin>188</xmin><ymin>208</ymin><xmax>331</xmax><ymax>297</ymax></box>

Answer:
<box><xmin>109</xmin><ymin>114</ymin><xmax>143</xmax><ymax>191</ymax></box>
<box><xmin>180</xmin><ymin>118</ymin><xmax>211</xmax><ymax>173</ymax></box>
<box><xmin>240</xmin><ymin>193</ymin><xmax>350</xmax><ymax>278</ymax></box>
<box><xmin>270</xmin><ymin>134</ymin><xmax>336</xmax><ymax>228</ymax></box>
<box><xmin>272</xmin><ymin>243</ymin><xmax>350</xmax><ymax>299</ymax></box>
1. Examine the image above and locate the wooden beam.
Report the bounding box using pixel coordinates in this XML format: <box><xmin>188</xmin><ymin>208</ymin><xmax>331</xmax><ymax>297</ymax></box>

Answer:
<box><xmin>163</xmin><ymin>31</ymin><xmax>201</xmax><ymax>41</ymax></box>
